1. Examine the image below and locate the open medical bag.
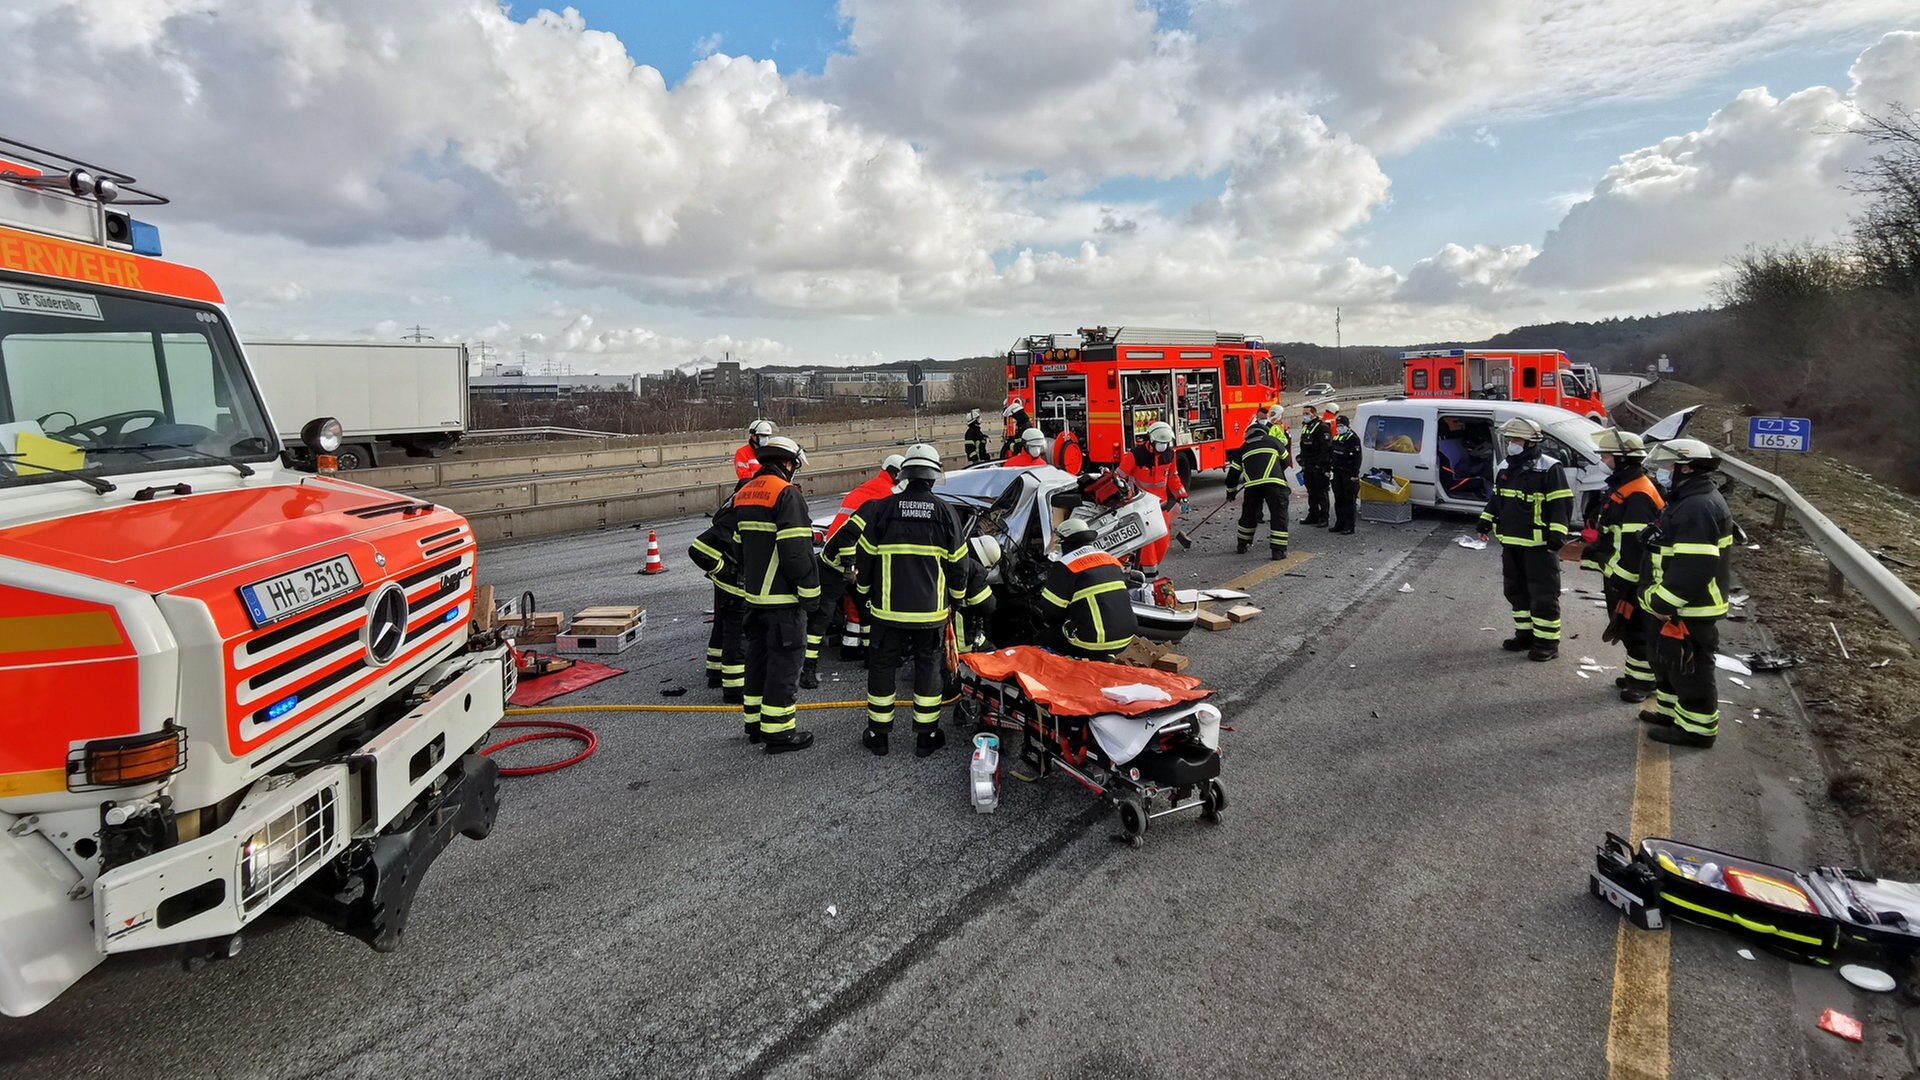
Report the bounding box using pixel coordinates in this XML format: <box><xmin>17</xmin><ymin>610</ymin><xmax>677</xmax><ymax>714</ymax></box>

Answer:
<box><xmin>1592</xmin><ymin>833</ymin><xmax>1920</xmax><ymax>968</ymax></box>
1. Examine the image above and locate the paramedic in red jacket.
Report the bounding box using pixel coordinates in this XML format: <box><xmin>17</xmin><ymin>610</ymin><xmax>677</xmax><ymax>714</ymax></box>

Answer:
<box><xmin>1006</xmin><ymin>428</ymin><xmax>1049</xmax><ymax>468</ymax></box>
<box><xmin>1120</xmin><ymin>421</ymin><xmax>1187</xmax><ymax>576</ymax></box>
<box><xmin>734</xmin><ymin>419</ymin><xmax>775</xmax><ymax>480</ymax></box>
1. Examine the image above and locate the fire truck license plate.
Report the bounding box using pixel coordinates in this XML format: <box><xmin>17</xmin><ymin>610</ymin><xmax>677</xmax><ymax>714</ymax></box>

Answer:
<box><xmin>240</xmin><ymin>556</ymin><xmax>363</xmax><ymax>627</ymax></box>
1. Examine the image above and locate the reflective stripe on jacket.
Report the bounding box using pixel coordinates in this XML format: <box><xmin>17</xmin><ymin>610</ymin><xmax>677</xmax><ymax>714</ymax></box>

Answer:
<box><xmin>689</xmin><ymin>478</ymin><xmax>750</xmax><ymax>597</ymax></box>
<box><xmin>732</xmin><ymin>443</ymin><xmax>759</xmax><ymax>480</ymax></box>
<box><xmin>1477</xmin><ymin>453</ymin><xmax>1574</xmax><ymax>547</ymax></box>
<box><xmin>1586</xmin><ymin>469</ymin><xmax>1664</xmax><ymax>583</ymax></box>
<box><xmin>732</xmin><ymin>472</ymin><xmax>822</xmax><ymax>607</ymax></box>
<box><xmin>1640</xmin><ymin>472</ymin><xmax>1734</xmax><ymax>619</ymax></box>
<box><xmin>1040</xmin><ymin>546</ymin><xmax>1137</xmax><ymax>653</ymax></box>
<box><xmin>1119</xmin><ymin>447</ymin><xmax>1186</xmax><ymax>504</ymax></box>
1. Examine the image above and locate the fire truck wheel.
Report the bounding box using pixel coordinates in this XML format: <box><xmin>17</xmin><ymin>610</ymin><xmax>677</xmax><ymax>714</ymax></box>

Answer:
<box><xmin>1176</xmin><ymin>450</ymin><xmax>1196</xmax><ymax>490</ymax></box>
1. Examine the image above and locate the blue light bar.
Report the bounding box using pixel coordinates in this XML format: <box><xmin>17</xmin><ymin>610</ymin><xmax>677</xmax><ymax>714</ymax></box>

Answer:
<box><xmin>266</xmin><ymin>694</ymin><xmax>299</xmax><ymax>721</ymax></box>
<box><xmin>443</xmin><ymin>605</ymin><xmax>461</xmax><ymax>623</ymax></box>
<box><xmin>127</xmin><ymin>218</ymin><xmax>162</xmax><ymax>256</ymax></box>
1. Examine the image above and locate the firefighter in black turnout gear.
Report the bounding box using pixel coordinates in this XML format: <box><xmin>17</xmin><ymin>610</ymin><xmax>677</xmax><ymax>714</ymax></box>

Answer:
<box><xmin>1001</xmin><ymin>401</ymin><xmax>1032</xmax><ymax>461</ymax></box>
<box><xmin>689</xmin><ymin>478</ymin><xmax>750</xmax><ymax>703</ymax></box>
<box><xmin>1040</xmin><ymin>517</ymin><xmax>1138</xmax><ymax>660</ymax></box>
<box><xmin>1328</xmin><ymin>414</ymin><xmax>1362</xmax><ymax>534</ymax></box>
<box><xmin>1477</xmin><ymin>416</ymin><xmax>1575</xmax><ymax>661</ymax></box>
<box><xmin>1225</xmin><ymin>419</ymin><xmax>1290</xmax><ymax>559</ymax></box>
<box><xmin>1297</xmin><ymin>404</ymin><xmax>1331</xmax><ymax>526</ymax></box>
<box><xmin>1582</xmin><ymin>429</ymin><xmax>1664</xmax><ymax>702</ymax></box>
<box><xmin>854</xmin><ymin>444</ymin><xmax>974</xmax><ymax>758</ymax></box>
<box><xmin>731</xmin><ymin>436</ymin><xmax>821</xmax><ymax>753</ymax></box>
<box><xmin>964</xmin><ymin>409</ymin><xmax>991</xmax><ymax>465</ymax></box>
<box><xmin>1636</xmin><ymin>438</ymin><xmax>1735</xmax><ymax>749</ymax></box>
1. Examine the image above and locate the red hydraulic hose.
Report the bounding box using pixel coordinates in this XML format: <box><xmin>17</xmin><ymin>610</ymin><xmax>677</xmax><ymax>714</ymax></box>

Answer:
<box><xmin>482</xmin><ymin>718</ymin><xmax>599</xmax><ymax>777</ymax></box>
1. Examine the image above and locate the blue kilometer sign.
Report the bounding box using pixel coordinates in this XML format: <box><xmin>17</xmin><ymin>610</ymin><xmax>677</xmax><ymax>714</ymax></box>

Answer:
<box><xmin>1748</xmin><ymin>416</ymin><xmax>1812</xmax><ymax>453</ymax></box>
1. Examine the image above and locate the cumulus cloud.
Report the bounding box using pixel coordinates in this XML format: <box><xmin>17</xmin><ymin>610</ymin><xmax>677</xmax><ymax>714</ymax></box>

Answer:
<box><xmin>1523</xmin><ymin>31</ymin><xmax>1920</xmax><ymax>294</ymax></box>
<box><xmin>1399</xmin><ymin>243</ymin><xmax>1538</xmax><ymax>303</ymax></box>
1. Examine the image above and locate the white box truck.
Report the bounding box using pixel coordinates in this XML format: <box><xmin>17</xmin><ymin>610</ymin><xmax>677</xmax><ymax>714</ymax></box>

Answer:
<box><xmin>245</xmin><ymin>340</ymin><xmax>469</xmax><ymax>470</ymax></box>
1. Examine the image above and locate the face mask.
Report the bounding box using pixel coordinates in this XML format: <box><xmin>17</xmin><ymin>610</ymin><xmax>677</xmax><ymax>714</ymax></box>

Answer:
<box><xmin>1654</xmin><ymin>468</ymin><xmax>1674</xmax><ymax>488</ymax></box>
<box><xmin>1601</xmin><ymin>454</ymin><xmax>1617</xmax><ymax>470</ymax></box>
<box><xmin>1505</xmin><ymin>440</ymin><xmax>1526</xmax><ymax>457</ymax></box>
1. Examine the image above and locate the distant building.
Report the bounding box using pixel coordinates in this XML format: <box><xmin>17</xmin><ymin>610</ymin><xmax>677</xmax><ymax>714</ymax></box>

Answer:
<box><xmin>471</xmin><ymin>367</ymin><xmax>638</xmax><ymax>402</ymax></box>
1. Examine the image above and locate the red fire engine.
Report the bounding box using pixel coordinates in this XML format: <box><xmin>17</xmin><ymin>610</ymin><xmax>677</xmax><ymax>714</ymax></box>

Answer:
<box><xmin>1005</xmin><ymin>327</ymin><xmax>1284</xmax><ymax>483</ymax></box>
<box><xmin>1400</xmin><ymin>349</ymin><xmax>1608</xmax><ymax>420</ymax></box>
<box><xmin>0</xmin><ymin>137</ymin><xmax>509</xmax><ymax>1015</ymax></box>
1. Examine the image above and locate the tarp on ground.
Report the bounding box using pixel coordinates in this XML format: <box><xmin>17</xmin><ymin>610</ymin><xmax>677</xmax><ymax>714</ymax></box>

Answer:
<box><xmin>509</xmin><ymin>658</ymin><xmax>624</xmax><ymax>707</ymax></box>
<box><xmin>960</xmin><ymin>645</ymin><xmax>1209</xmax><ymax>717</ymax></box>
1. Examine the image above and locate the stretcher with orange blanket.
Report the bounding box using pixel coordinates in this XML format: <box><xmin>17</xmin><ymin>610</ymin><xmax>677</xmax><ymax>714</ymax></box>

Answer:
<box><xmin>956</xmin><ymin>646</ymin><xmax>1224</xmax><ymax>846</ymax></box>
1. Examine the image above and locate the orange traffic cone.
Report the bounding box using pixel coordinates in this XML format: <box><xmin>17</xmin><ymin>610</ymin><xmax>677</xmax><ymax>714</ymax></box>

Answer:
<box><xmin>639</xmin><ymin>529</ymin><xmax>668</xmax><ymax>575</ymax></box>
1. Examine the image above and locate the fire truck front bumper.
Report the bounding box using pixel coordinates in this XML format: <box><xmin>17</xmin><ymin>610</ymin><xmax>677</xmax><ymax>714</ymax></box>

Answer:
<box><xmin>92</xmin><ymin>655</ymin><xmax>507</xmax><ymax>955</ymax></box>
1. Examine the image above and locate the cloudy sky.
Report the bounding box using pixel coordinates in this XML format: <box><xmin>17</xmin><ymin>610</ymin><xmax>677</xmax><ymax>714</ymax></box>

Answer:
<box><xmin>4</xmin><ymin>2</ymin><xmax>1915</xmax><ymax>373</ymax></box>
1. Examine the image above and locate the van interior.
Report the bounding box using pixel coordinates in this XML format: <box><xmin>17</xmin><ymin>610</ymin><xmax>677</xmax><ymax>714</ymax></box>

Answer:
<box><xmin>1435</xmin><ymin>414</ymin><xmax>1495</xmax><ymax>505</ymax></box>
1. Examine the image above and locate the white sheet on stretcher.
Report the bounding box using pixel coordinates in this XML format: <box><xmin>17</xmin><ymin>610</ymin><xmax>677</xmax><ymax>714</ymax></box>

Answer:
<box><xmin>1089</xmin><ymin>703</ymin><xmax>1222</xmax><ymax>765</ymax></box>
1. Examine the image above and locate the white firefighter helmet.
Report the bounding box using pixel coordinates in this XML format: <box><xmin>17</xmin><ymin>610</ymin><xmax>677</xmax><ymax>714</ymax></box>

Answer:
<box><xmin>1644</xmin><ymin>437</ymin><xmax>1716</xmax><ymax>468</ymax></box>
<box><xmin>1146</xmin><ymin>421</ymin><xmax>1175</xmax><ymax>452</ymax></box>
<box><xmin>1004</xmin><ymin>401</ymin><xmax>1023</xmax><ymax>418</ymax></box>
<box><xmin>747</xmin><ymin>419</ymin><xmax>776</xmax><ymax>440</ymax></box>
<box><xmin>881</xmin><ymin>453</ymin><xmax>905</xmax><ymax>475</ymax></box>
<box><xmin>1590</xmin><ymin>429</ymin><xmax>1646</xmax><ymax>456</ymax></box>
<box><xmin>969</xmin><ymin>535</ymin><xmax>1003</xmax><ymax>567</ymax></box>
<box><xmin>1498</xmin><ymin>416</ymin><xmax>1544</xmax><ymax>442</ymax></box>
<box><xmin>1056</xmin><ymin>517</ymin><xmax>1097</xmax><ymax>549</ymax></box>
<box><xmin>756</xmin><ymin>436</ymin><xmax>806</xmax><ymax>469</ymax></box>
<box><xmin>967</xmin><ymin>408</ymin><xmax>981</xmax><ymax>423</ymax></box>
<box><xmin>899</xmin><ymin>442</ymin><xmax>942</xmax><ymax>481</ymax></box>
<box><xmin>1021</xmin><ymin>427</ymin><xmax>1046</xmax><ymax>452</ymax></box>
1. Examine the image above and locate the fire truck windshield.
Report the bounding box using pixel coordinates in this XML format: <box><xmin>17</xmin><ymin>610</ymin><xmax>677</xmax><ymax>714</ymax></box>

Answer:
<box><xmin>0</xmin><ymin>286</ymin><xmax>276</xmax><ymax>488</ymax></box>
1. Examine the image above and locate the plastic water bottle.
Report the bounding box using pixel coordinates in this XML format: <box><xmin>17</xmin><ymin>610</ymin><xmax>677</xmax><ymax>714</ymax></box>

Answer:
<box><xmin>970</xmin><ymin>733</ymin><xmax>999</xmax><ymax>813</ymax></box>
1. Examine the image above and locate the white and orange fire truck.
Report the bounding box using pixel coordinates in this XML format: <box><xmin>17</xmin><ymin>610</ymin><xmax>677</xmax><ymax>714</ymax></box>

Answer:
<box><xmin>0</xmin><ymin>139</ymin><xmax>511</xmax><ymax>1016</ymax></box>
<box><xmin>1400</xmin><ymin>348</ymin><xmax>1608</xmax><ymax>421</ymax></box>
<box><xmin>1005</xmin><ymin>327</ymin><xmax>1284</xmax><ymax>484</ymax></box>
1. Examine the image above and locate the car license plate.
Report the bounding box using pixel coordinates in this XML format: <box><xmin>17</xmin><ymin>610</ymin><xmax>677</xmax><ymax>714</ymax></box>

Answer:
<box><xmin>1099</xmin><ymin>515</ymin><xmax>1144</xmax><ymax>548</ymax></box>
<box><xmin>239</xmin><ymin>555</ymin><xmax>362</xmax><ymax>627</ymax></box>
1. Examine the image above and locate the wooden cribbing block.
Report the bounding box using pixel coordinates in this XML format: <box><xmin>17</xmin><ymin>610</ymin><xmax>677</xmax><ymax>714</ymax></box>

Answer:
<box><xmin>1225</xmin><ymin>605</ymin><xmax>1262</xmax><ymax>623</ymax></box>
<box><xmin>1196</xmin><ymin>610</ymin><xmax>1232</xmax><ymax>632</ymax></box>
<box><xmin>1152</xmin><ymin>652</ymin><xmax>1190</xmax><ymax>673</ymax></box>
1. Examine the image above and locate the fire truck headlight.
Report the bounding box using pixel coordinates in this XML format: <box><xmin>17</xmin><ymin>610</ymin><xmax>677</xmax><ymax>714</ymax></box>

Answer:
<box><xmin>95</xmin><ymin>177</ymin><xmax>120</xmax><ymax>203</ymax></box>
<box><xmin>301</xmin><ymin>417</ymin><xmax>345</xmax><ymax>454</ymax></box>
<box><xmin>66</xmin><ymin>169</ymin><xmax>97</xmax><ymax>197</ymax></box>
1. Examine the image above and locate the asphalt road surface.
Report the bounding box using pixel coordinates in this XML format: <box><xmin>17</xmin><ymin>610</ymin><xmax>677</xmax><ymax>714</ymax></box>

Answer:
<box><xmin>2</xmin><ymin>471</ymin><xmax>1911</xmax><ymax>1079</ymax></box>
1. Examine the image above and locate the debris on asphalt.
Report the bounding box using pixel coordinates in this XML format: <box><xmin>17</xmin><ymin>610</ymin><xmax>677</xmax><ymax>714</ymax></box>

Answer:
<box><xmin>1740</xmin><ymin>650</ymin><xmax>1803</xmax><ymax>671</ymax></box>
<box><xmin>1481</xmin><ymin>627</ymin><xmax>1498</xmax><ymax>631</ymax></box>
<box><xmin>1370</xmin><ymin>709</ymin><xmax>1380</xmax><ymax>719</ymax></box>
<box><xmin>1871</xmin><ymin>658</ymin><xmax>1893</xmax><ymax>669</ymax></box>
<box><xmin>1817</xmin><ymin>1009</ymin><xmax>1864</xmax><ymax>1043</ymax></box>
<box><xmin>1746</xmin><ymin>542</ymin><xmax>1761</xmax><ymax>550</ymax></box>
<box><xmin>1737</xmin><ymin>948</ymin><xmax>1755</xmax><ymax>960</ymax></box>
<box><xmin>1577</xmin><ymin>671</ymin><xmax>1590</xmax><ymax>679</ymax></box>
<box><xmin>661</xmin><ymin>686</ymin><xmax>687</xmax><ymax>697</ymax></box>
<box><xmin>1729</xmin><ymin>677</ymin><xmax>1750</xmax><ymax>690</ymax></box>
<box><xmin>1830</xmin><ymin>621</ymin><xmax>1851</xmax><ymax>660</ymax></box>
<box><xmin>826</xmin><ymin>904</ymin><xmax>838</xmax><ymax>918</ymax></box>
<box><xmin>1455</xmin><ymin>535</ymin><xmax>1488</xmax><ymax>550</ymax></box>
<box><xmin>1714</xmin><ymin>653</ymin><xmax>1753</xmax><ymax>676</ymax></box>
<box><xmin>1397</xmin><ymin>583</ymin><xmax>1413</xmax><ymax>593</ymax></box>
<box><xmin>1838</xmin><ymin>965</ymin><xmax>1896</xmax><ymax>992</ymax></box>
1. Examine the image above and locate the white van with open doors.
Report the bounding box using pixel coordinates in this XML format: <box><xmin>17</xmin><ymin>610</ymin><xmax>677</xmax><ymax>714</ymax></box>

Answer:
<box><xmin>1352</xmin><ymin>398</ymin><xmax>1697</xmax><ymax>514</ymax></box>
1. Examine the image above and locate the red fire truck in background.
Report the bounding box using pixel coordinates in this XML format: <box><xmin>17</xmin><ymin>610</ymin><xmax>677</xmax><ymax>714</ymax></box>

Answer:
<box><xmin>1400</xmin><ymin>348</ymin><xmax>1608</xmax><ymax>421</ymax></box>
<box><xmin>0</xmin><ymin>138</ymin><xmax>509</xmax><ymax>1016</ymax></box>
<box><xmin>1005</xmin><ymin>327</ymin><xmax>1284</xmax><ymax>483</ymax></box>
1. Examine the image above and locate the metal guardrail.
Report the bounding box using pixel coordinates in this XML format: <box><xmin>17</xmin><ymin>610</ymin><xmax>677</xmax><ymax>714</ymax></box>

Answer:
<box><xmin>1618</xmin><ymin>392</ymin><xmax>1920</xmax><ymax>648</ymax></box>
<box><xmin>464</xmin><ymin>425</ymin><xmax>628</xmax><ymax>441</ymax></box>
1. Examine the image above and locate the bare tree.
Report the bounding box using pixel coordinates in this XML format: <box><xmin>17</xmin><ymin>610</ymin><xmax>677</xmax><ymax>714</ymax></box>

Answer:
<box><xmin>1849</xmin><ymin>105</ymin><xmax>1920</xmax><ymax>293</ymax></box>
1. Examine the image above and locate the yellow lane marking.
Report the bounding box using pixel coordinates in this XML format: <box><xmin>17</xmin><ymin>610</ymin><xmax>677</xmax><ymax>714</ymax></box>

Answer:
<box><xmin>1607</xmin><ymin>736</ymin><xmax>1671</xmax><ymax>1080</ymax></box>
<box><xmin>1219</xmin><ymin>551</ymin><xmax>1315</xmax><ymax>593</ymax></box>
<box><xmin>0</xmin><ymin>611</ymin><xmax>122</xmax><ymax>654</ymax></box>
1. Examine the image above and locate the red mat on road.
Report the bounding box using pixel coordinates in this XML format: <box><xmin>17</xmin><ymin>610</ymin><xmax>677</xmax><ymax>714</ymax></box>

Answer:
<box><xmin>509</xmin><ymin>658</ymin><xmax>625</xmax><ymax>707</ymax></box>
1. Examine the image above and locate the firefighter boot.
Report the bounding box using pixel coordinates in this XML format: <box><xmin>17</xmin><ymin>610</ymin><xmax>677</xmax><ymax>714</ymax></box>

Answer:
<box><xmin>1501</xmin><ymin>633</ymin><xmax>1534</xmax><ymax>652</ymax></box>
<box><xmin>763</xmin><ymin>728</ymin><xmax>815</xmax><ymax>754</ymax></box>
<box><xmin>1620</xmin><ymin>684</ymin><xmax>1653</xmax><ymax>704</ymax></box>
<box><xmin>1236</xmin><ymin>541</ymin><xmax>1250</xmax><ymax>554</ymax></box>
<box><xmin>1528</xmin><ymin>644</ymin><xmax>1557</xmax><ymax>662</ymax></box>
<box><xmin>862</xmin><ymin>721</ymin><xmax>890</xmax><ymax>757</ymax></box>
<box><xmin>798</xmin><ymin>659</ymin><xmax>820</xmax><ymax>690</ymax></box>
<box><xmin>1271</xmin><ymin>546</ymin><xmax>1288</xmax><ymax>561</ymax></box>
<box><xmin>913</xmin><ymin>725</ymin><xmax>947</xmax><ymax>758</ymax></box>
<box><xmin>1648</xmin><ymin>725</ymin><xmax>1715</xmax><ymax>749</ymax></box>
<box><xmin>1637</xmin><ymin>710</ymin><xmax>1673</xmax><ymax>728</ymax></box>
<box><xmin>743</xmin><ymin>721</ymin><xmax>763</xmax><ymax>744</ymax></box>
<box><xmin>708</xmin><ymin>671</ymin><xmax>723</xmax><ymax>689</ymax></box>
<box><xmin>723</xmin><ymin>687</ymin><xmax>744</xmax><ymax>705</ymax></box>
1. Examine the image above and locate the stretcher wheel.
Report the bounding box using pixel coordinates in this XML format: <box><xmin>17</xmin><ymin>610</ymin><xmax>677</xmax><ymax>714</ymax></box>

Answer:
<box><xmin>1116</xmin><ymin>794</ymin><xmax>1148</xmax><ymax>848</ymax></box>
<box><xmin>1201</xmin><ymin>779</ymin><xmax>1226</xmax><ymax>824</ymax></box>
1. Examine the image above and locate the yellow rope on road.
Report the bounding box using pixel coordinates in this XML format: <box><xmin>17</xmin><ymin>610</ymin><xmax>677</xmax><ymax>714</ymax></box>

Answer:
<box><xmin>506</xmin><ymin>695</ymin><xmax>959</xmax><ymax>717</ymax></box>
